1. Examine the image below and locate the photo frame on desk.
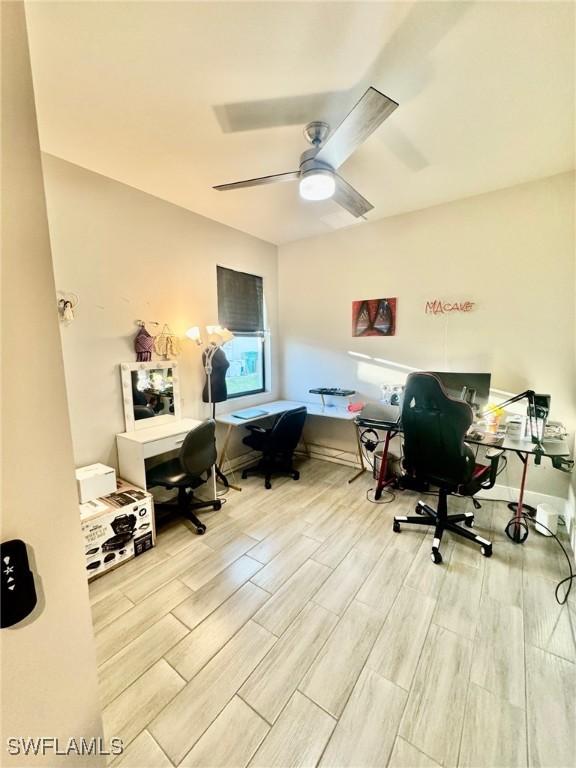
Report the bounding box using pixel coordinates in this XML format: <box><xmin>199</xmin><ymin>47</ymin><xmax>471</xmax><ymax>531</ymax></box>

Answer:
<box><xmin>120</xmin><ymin>360</ymin><xmax>181</xmax><ymax>432</ymax></box>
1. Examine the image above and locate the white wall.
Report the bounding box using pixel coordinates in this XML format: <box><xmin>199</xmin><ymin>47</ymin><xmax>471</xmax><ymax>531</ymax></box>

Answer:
<box><xmin>42</xmin><ymin>155</ymin><xmax>279</xmax><ymax>469</ymax></box>
<box><xmin>1</xmin><ymin>5</ymin><xmax>104</xmax><ymax>764</ymax></box>
<box><xmin>279</xmin><ymin>172</ymin><xmax>575</xmax><ymax>498</ymax></box>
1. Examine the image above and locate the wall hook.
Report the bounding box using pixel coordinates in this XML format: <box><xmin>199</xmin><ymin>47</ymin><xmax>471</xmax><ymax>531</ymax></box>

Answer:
<box><xmin>57</xmin><ymin>292</ymin><xmax>79</xmax><ymax>324</ymax></box>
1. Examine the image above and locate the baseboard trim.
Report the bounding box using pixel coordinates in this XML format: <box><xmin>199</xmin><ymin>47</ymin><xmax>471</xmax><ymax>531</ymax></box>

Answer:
<box><xmin>296</xmin><ymin>442</ymin><xmax>360</xmax><ymax>469</ymax></box>
<box><xmin>566</xmin><ymin>485</ymin><xmax>575</xmax><ymax>552</ymax></box>
<box><xmin>221</xmin><ymin>450</ymin><xmax>259</xmax><ymax>473</ymax></box>
<box><xmin>477</xmin><ymin>482</ymin><xmax>568</xmax><ymax>517</ymax></box>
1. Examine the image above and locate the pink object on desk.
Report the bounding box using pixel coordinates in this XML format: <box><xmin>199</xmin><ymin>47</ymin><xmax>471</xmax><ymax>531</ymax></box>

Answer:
<box><xmin>347</xmin><ymin>402</ymin><xmax>365</xmax><ymax>413</ymax></box>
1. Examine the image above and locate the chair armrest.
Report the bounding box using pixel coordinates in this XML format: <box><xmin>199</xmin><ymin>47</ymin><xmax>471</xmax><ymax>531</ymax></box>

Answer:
<box><xmin>245</xmin><ymin>425</ymin><xmax>267</xmax><ymax>434</ymax></box>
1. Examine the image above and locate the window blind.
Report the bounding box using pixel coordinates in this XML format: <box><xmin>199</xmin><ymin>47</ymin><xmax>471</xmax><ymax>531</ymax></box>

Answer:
<box><xmin>217</xmin><ymin>266</ymin><xmax>264</xmax><ymax>332</ymax></box>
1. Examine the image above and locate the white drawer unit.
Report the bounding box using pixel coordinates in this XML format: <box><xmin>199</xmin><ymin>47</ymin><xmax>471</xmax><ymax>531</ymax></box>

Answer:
<box><xmin>141</xmin><ymin>432</ymin><xmax>188</xmax><ymax>459</ymax></box>
<box><xmin>117</xmin><ymin>417</ymin><xmax>202</xmax><ymax>490</ymax></box>
<box><xmin>80</xmin><ymin>481</ymin><xmax>155</xmax><ymax>581</ymax></box>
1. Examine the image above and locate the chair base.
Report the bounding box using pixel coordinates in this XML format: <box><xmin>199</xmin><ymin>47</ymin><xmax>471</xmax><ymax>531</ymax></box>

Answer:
<box><xmin>241</xmin><ymin>456</ymin><xmax>300</xmax><ymax>490</ymax></box>
<box><xmin>155</xmin><ymin>487</ymin><xmax>221</xmax><ymax>535</ymax></box>
<box><xmin>393</xmin><ymin>490</ymin><xmax>493</xmax><ymax>564</ymax></box>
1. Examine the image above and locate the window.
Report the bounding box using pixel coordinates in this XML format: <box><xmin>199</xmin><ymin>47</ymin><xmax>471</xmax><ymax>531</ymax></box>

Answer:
<box><xmin>217</xmin><ymin>266</ymin><xmax>266</xmax><ymax>398</ymax></box>
<box><xmin>223</xmin><ymin>333</ymin><xmax>265</xmax><ymax>397</ymax></box>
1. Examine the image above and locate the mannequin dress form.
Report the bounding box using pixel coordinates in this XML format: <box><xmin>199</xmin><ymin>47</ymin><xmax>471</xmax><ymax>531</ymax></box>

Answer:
<box><xmin>202</xmin><ymin>345</ymin><xmax>230</xmax><ymax>418</ymax></box>
<box><xmin>201</xmin><ymin>344</ymin><xmax>230</xmax><ymax>489</ymax></box>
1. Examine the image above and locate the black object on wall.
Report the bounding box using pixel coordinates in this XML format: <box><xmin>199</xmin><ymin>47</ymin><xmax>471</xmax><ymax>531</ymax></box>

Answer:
<box><xmin>1</xmin><ymin>539</ymin><xmax>37</xmax><ymax>628</ymax></box>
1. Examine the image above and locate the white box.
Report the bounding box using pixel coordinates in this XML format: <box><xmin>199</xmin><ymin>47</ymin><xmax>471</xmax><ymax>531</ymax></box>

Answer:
<box><xmin>535</xmin><ymin>503</ymin><xmax>559</xmax><ymax>537</ymax></box>
<box><xmin>76</xmin><ymin>463</ymin><xmax>117</xmax><ymax>503</ymax></box>
<box><xmin>81</xmin><ymin>481</ymin><xmax>155</xmax><ymax>581</ymax></box>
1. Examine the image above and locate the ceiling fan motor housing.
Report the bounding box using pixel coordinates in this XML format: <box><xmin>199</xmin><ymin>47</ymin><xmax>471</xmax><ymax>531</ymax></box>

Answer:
<box><xmin>299</xmin><ymin>149</ymin><xmax>334</xmax><ymax>178</ymax></box>
<box><xmin>301</xmin><ymin>122</ymin><xmax>334</xmax><ymax>178</ymax></box>
<box><xmin>303</xmin><ymin>120</ymin><xmax>330</xmax><ymax>146</ymax></box>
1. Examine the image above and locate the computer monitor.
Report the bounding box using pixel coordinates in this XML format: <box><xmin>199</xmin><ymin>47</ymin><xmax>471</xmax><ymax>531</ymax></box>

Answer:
<box><xmin>428</xmin><ymin>372</ymin><xmax>491</xmax><ymax>414</ymax></box>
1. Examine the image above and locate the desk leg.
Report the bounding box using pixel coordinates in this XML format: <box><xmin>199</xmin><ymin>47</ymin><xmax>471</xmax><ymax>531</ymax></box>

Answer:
<box><xmin>374</xmin><ymin>430</ymin><xmax>398</xmax><ymax>500</ymax></box>
<box><xmin>348</xmin><ymin>424</ymin><xmax>367</xmax><ymax>484</ymax></box>
<box><xmin>505</xmin><ymin>451</ymin><xmax>530</xmax><ymax>543</ymax></box>
<box><xmin>218</xmin><ymin>425</ymin><xmax>233</xmax><ymax>468</ymax></box>
<box><xmin>507</xmin><ymin>451</ymin><xmax>536</xmax><ymax>517</ymax></box>
<box><xmin>217</xmin><ymin>425</ymin><xmax>242</xmax><ymax>493</ymax></box>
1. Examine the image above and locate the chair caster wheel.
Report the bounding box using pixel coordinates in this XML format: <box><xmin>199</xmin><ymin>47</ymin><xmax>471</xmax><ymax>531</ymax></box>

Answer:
<box><xmin>265</xmin><ymin>481</ymin><xmax>272</xmax><ymax>490</ymax></box>
<box><xmin>415</xmin><ymin>503</ymin><xmax>426</xmax><ymax>515</ymax></box>
<box><xmin>393</xmin><ymin>520</ymin><xmax>401</xmax><ymax>533</ymax></box>
<box><xmin>241</xmin><ymin>470</ymin><xmax>248</xmax><ymax>480</ymax></box>
<box><xmin>213</xmin><ymin>500</ymin><xmax>222</xmax><ymax>511</ymax></box>
<box><xmin>430</xmin><ymin>548</ymin><xmax>443</xmax><ymax>564</ymax></box>
<box><xmin>464</xmin><ymin>517</ymin><xmax>474</xmax><ymax>528</ymax></box>
<box><xmin>293</xmin><ymin>471</ymin><xmax>300</xmax><ymax>481</ymax></box>
<box><xmin>481</xmin><ymin>544</ymin><xmax>492</xmax><ymax>558</ymax></box>
<box><xmin>196</xmin><ymin>525</ymin><xmax>207</xmax><ymax>535</ymax></box>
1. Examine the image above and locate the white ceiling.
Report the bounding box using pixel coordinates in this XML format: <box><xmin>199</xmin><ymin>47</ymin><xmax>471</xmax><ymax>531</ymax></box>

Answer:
<box><xmin>26</xmin><ymin>1</ymin><xmax>575</xmax><ymax>245</ymax></box>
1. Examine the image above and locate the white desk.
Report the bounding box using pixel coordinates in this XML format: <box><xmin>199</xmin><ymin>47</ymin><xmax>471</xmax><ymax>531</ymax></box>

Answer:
<box><xmin>117</xmin><ymin>418</ymin><xmax>202</xmax><ymax>490</ymax></box>
<box><xmin>216</xmin><ymin>400</ymin><xmax>366</xmax><ymax>482</ymax></box>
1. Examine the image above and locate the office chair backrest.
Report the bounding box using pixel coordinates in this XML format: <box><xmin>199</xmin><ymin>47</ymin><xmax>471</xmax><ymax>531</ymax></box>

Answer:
<box><xmin>270</xmin><ymin>407</ymin><xmax>307</xmax><ymax>453</ymax></box>
<box><xmin>134</xmin><ymin>405</ymin><xmax>156</xmax><ymax>420</ymax></box>
<box><xmin>402</xmin><ymin>372</ymin><xmax>474</xmax><ymax>488</ymax></box>
<box><xmin>179</xmin><ymin>420</ymin><xmax>217</xmax><ymax>477</ymax></box>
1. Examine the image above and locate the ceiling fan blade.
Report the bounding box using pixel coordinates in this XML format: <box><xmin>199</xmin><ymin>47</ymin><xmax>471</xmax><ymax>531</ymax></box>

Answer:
<box><xmin>333</xmin><ymin>175</ymin><xmax>373</xmax><ymax>218</ymax></box>
<box><xmin>315</xmin><ymin>87</ymin><xmax>398</xmax><ymax>170</ymax></box>
<box><xmin>213</xmin><ymin>171</ymin><xmax>299</xmax><ymax>191</ymax></box>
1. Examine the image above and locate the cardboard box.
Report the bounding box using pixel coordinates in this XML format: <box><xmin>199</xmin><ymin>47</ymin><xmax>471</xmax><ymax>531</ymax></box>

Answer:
<box><xmin>76</xmin><ymin>463</ymin><xmax>117</xmax><ymax>503</ymax></box>
<box><xmin>80</xmin><ymin>481</ymin><xmax>155</xmax><ymax>581</ymax></box>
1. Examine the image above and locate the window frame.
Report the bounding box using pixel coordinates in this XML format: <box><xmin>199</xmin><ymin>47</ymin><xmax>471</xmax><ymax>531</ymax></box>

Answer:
<box><xmin>225</xmin><ymin>330</ymin><xmax>266</xmax><ymax>399</ymax></box>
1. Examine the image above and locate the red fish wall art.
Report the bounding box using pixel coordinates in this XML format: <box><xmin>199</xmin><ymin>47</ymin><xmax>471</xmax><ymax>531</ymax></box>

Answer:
<box><xmin>352</xmin><ymin>298</ymin><xmax>397</xmax><ymax>337</ymax></box>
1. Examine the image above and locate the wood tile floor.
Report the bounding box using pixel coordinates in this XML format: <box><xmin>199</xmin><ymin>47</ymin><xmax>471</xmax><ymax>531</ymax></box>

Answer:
<box><xmin>89</xmin><ymin>459</ymin><xmax>576</xmax><ymax>768</ymax></box>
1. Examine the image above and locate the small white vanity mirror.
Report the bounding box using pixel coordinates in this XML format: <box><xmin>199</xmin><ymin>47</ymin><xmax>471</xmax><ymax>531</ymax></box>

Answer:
<box><xmin>120</xmin><ymin>361</ymin><xmax>181</xmax><ymax>432</ymax></box>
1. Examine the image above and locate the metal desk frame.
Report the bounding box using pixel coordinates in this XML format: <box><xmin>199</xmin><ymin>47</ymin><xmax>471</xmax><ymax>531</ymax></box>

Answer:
<box><xmin>216</xmin><ymin>400</ymin><xmax>366</xmax><ymax>486</ymax></box>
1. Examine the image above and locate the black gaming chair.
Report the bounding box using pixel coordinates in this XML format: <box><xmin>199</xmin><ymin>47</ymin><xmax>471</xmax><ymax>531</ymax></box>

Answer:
<box><xmin>146</xmin><ymin>420</ymin><xmax>221</xmax><ymax>535</ymax></box>
<box><xmin>393</xmin><ymin>372</ymin><xmax>501</xmax><ymax>563</ymax></box>
<box><xmin>241</xmin><ymin>407</ymin><xmax>307</xmax><ymax>489</ymax></box>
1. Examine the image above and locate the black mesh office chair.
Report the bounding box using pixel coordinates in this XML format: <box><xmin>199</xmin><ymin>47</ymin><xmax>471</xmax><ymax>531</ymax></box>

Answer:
<box><xmin>146</xmin><ymin>420</ymin><xmax>221</xmax><ymax>535</ymax></box>
<box><xmin>393</xmin><ymin>372</ymin><xmax>501</xmax><ymax>563</ymax></box>
<box><xmin>241</xmin><ymin>407</ymin><xmax>307</xmax><ymax>489</ymax></box>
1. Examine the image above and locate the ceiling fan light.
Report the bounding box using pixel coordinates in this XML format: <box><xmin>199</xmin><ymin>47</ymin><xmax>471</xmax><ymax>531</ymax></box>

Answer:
<box><xmin>299</xmin><ymin>170</ymin><xmax>335</xmax><ymax>201</ymax></box>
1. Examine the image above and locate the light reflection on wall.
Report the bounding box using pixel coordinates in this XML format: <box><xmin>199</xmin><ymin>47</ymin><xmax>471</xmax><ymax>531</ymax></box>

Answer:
<box><xmin>347</xmin><ymin>350</ymin><xmax>521</xmax><ymax>411</ymax></box>
<box><xmin>348</xmin><ymin>351</ymin><xmax>416</xmax><ymax>392</ymax></box>
<box><xmin>355</xmin><ymin>362</ymin><xmax>408</xmax><ymax>389</ymax></box>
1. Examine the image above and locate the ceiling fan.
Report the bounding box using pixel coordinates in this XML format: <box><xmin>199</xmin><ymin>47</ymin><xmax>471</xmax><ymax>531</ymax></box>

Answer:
<box><xmin>213</xmin><ymin>87</ymin><xmax>398</xmax><ymax>218</ymax></box>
